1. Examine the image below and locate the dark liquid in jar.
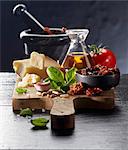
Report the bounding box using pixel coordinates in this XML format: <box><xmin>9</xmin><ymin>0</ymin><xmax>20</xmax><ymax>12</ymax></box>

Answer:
<box><xmin>61</xmin><ymin>52</ymin><xmax>94</xmax><ymax>69</ymax></box>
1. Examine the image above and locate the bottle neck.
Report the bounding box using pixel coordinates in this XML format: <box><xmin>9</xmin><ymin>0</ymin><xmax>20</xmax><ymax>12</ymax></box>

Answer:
<box><xmin>68</xmin><ymin>38</ymin><xmax>87</xmax><ymax>54</ymax></box>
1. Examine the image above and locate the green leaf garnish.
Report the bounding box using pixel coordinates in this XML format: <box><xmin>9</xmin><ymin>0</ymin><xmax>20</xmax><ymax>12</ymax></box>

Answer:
<box><xmin>31</xmin><ymin>118</ymin><xmax>49</xmax><ymax>127</ymax></box>
<box><xmin>16</xmin><ymin>88</ymin><xmax>27</xmax><ymax>94</ymax></box>
<box><xmin>65</xmin><ymin>67</ymin><xmax>77</xmax><ymax>84</ymax></box>
<box><xmin>61</xmin><ymin>85</ymin><xmax>69</xmax><ymax>92</ymax></box>
<box><xmin>46</xmin><ymin>66</ymin><xmax>77</xmax><ymax>92</ymax></box>
<box><xmin>88</xmin><ymin>44</ymin><xmax>100</xmax><ymax>53</ymax></box>
<box><xmin>67</xmin><ymin>78</ymin><xmax>76</xmax><ymax>85</ymax></box>
<box><xmin>88</xmin><ymin>44</ymin><xmax>107</xmax><ymax>54</ymax></box>
<box><xmin>47</xmin><ymin>66</ymin><xmax>65</xmax><ymax>84</ymax></box>
<box><xmin>19</xmin><ymin>108</ymin><xmax>33</xmax><ymax>117</ymax></box>
<box><xmin>50</xmin><ymin>80</ymin><xmax>61</xmax><ymax>90</ymax></box>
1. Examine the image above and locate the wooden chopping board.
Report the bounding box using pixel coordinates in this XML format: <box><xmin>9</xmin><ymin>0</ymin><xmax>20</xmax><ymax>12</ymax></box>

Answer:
<box><xmin>12</xmin><ymin>84</ymin><xmax>115</xmax><ymax>129</ymax></box>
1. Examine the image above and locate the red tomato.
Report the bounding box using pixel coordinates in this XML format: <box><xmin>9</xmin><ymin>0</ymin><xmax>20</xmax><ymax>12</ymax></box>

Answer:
<box><xmin>90</xmin><ymin>48</ymin><xmax>116</xmax><ymax>68</ymax></box>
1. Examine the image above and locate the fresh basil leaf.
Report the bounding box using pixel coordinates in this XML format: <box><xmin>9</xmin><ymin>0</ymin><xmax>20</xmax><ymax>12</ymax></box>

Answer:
<box><xmin>20</xmin><ymin>108</ymin><xmax>33</xmax><ymax>117</ymax></box>
<box><xmin>47</xmin><ymin>67</ymin><xmax>64</xmax><ymax>84</ymax></box>
<box><xmin>61</xmin><ymin>85</ymin><xmax>69</xmax><ymax>92</ymax></box>
<box><xmin>31</xmin><ymin>118</ymin><xmax>49</xmax><ymax>127</ymax></box>
<box><xmin>67</xmin><ymin>78</ymin><xmax>76</xmax><ymax>86</ymax></box>
<box><xmin>16</xmin><ymin>88</ymin><xmax>27</xmax><ymax>94</ymax></box>
<box><xmin>50</xmin><ymin>81</ymin><xmax>66</xmax><ymax>93</ymax></box>
<box><xmin>63</xmin><ymin>78</ymin><xmax>76</xmax><ymax>90</ymax></box>
<box><xmin>50</xmin><ymin>80</ymin><xmax>60</xmax><ymax>90</ymax></box>
<box><xmin>57</xmin><ymin>82</ymin><xmax>64</xmax><ymax>86</ymax></box>
<box><xmin>65</xmin><ymin>67</ymin><xmax>77</xmax><ymax>83</ymax></box>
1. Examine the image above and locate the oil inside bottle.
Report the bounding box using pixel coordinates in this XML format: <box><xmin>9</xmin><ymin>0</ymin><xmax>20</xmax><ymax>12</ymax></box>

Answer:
<box><xmin>61</xmin><ymin>52</ymin><xmax>94</xmax><ymax>69</ymax></box>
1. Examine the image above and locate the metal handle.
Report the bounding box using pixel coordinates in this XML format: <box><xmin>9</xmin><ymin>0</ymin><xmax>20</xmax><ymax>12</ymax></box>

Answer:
<box><xmin>13</xmin><ymin>4</ymin><xmax>45</xmax><ymax>32</ymax></box>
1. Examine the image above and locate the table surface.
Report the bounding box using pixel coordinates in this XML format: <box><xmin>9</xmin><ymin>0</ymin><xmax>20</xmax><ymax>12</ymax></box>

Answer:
<box><xmin>0</xmin><ymin>73</ymin><xmax>128</xmax><ymax>150</ymax></box>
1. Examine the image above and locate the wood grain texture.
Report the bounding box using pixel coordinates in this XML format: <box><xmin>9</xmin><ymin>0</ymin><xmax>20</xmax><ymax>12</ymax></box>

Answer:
<box><xmin>0</xmin><ymin>73</ymin><xmax>128</xmax><ymax>149</ymax></box>
<box><xmin>12</xmin><ymin>84</ymin><xmax>115</xmax><ymax>111</ymax></box>
<box><xmin>12</xmin><ymin>84</ymin><xmax>115</xmax><ymax>129</ymax></box>
<box><xmin>50</xmin><ymin>98</ymin><xmax>75</xmax><ymax>129</ymax></box>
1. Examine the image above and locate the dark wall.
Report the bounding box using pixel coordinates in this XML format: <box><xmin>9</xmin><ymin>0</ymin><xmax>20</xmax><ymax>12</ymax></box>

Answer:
<box><xmin>0</xmin><ymin>1</ymin><xmax>128</xmax><ymax>74</ymax></box>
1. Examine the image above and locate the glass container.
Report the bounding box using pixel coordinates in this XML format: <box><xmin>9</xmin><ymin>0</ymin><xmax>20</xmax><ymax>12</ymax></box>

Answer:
<box><xmin>61</xmin><ymin>29</ymin><xmax>93</xmax><ymax>69</ymax></box>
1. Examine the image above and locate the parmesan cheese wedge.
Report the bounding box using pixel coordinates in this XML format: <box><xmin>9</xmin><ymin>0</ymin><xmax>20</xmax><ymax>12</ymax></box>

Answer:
<box><xmin>17</xmin><ymin>73</ymin><xmax>41</xmax><ymax>88</ymax></box>
<box><xmin>30</xmin><ymin>52</ymin><xmax>45</xmax><ymax>70</ymax></box>
<box><xmin>44</xmin><ymin>56</ymin><xmax>60</xmax><ymax>68</ymax></box>
<box><xmin>13</xmin><ymin>52</ymin><xmax>60</xmax><ymax>79</ymax></box>
<box><xmin>13</xmin><ymin>59</ymin><xmax>30</xmax><ymax>77</ymax></box>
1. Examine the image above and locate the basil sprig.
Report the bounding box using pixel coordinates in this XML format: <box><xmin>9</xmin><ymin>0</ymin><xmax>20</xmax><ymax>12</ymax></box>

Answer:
<box><xmin>47</xmin><ymin>66</ymin><xmax>65</xmax><ymax>84</ymax></box>
<box><xmin>16</xmin><ymin>88</ymin><xmax>27</xmax><ymax>94</ymax></box>
<box><xmin>46</xmin><ymin>67</ymin><xmax>77</xmax><ymax>92</ymax></box>
<box><xmin>20</xmin><ymin>108</ymin><xmax>33</xmax><ymax>117</ymax></box>
<box><xmin>31</xmin><ymin>118</ymin><xmax>49</xmax><ymax>127</ymax></box>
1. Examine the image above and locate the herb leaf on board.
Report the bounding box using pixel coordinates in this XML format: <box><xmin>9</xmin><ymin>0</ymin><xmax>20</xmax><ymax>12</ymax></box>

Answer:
<box><xmin>16</xmin><ymin>88</ymin><xmax>27</xmax><ymax>94</ymax></box>
<box><xmin>47</xmin><ymin>67</ymin><xmax>65</xmax><ymax>84</ymax></box>
<box><xmin>46</xmin><ymin>66</ymin><xmax>77</xmax><ymax>92</ymax></box>
<box><xmin>65</xmin><ymin>67</ymin><xmax>77</xmax><ymax>85</ymax></box>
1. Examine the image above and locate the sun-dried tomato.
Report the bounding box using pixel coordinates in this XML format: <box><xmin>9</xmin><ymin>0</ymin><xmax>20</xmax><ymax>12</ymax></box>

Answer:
<box><xmin>80</xmin><ymin>64</ymin><xmax>118</xmax><ymax>76</ymax></box>
<box><xmin>86</xmin><ymin>87</ymin><xmax>102</xmax><ymax>96</ymax></box>
<box><xmin>68</xmin><ymin>82</ymin><xmax>84</xmax><ymax>95</ymax></box>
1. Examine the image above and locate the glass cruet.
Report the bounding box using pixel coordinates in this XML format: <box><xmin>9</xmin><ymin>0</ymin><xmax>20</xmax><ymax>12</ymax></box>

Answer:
<box><xmin>61</xmin><ymin>29</ymin><xmax>92</xmax><ymax>69</ymax></box>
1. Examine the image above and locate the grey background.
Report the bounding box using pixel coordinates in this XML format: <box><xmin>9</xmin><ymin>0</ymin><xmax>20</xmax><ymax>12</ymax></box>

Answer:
<box><xmin>0</xmin><ymin>1</ymin><xmax>128</xmax><ymax>74</ymax></box>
